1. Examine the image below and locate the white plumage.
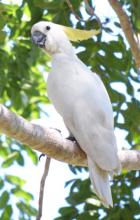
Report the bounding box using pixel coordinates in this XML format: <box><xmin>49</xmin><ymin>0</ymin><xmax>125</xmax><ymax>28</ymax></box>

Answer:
<box><xmin>31</xmin><ymin>21</ymin><xmax>121</xmax><ymax>208</ymax></box>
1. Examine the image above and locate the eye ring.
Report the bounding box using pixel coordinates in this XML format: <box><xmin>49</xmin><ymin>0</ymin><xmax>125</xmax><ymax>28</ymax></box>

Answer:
<box><xmin>46</xmin><ymin>26</ymin><xmax>51</xmax><ymax>31</ymax></box>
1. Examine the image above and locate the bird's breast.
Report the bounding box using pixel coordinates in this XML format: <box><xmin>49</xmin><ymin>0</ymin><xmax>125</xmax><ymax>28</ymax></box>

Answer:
<box><xmin>47</xmin><ymin>66</ymin><xmax>79</xmax><ymax>121</ymax></box>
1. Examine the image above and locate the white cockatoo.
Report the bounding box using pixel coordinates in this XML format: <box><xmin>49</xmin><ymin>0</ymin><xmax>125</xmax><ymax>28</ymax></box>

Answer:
<box><xmin>31</xmin><ymin>21</ymin><xmax>121</xmax><ymax>208</ymax></box>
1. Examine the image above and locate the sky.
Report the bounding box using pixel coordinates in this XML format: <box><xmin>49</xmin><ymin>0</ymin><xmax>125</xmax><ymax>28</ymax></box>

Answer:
<box><xmin>1</xmin><ymin>0</ymin><xmax>140</xmax><ymax>219</ymax></box>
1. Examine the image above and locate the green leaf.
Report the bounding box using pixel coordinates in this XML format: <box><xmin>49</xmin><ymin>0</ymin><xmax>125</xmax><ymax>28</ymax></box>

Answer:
<box><xmin>59</xmin><ymin>206</ymin><xmax>78</xmax><ymax>216</ymax></box>
<box><xmin>0</xmin><ymin>31</ymin><xmax>6</xmax><ymax>40</ymax></box>
<box><xmin>25</xmin><ymin>147</ymin><xmax>38</xmax><ymax>165</ymax></box>
<box><xmin>114</xmin><ymin>21</ymin><xmax>121</xmax><ymax>28</ymax></box>
<box><xmin>5</xmin><ymin>175</ymin><xmax>26</xmax><ymax>187</ymax></box>
<box><xmin>2</xmin><ymin>152</ymin><xmax>19</xmax><ymax>168</ymax></box>
<box><xmin>0</xmin><ymin>178</ymin><xmax>4</xmax><ymax>190</ymax></box>
<box><xmin>16</xmin><ymin>152</ymin><xmax>24</xmax><ymax>166</ymax></box>
<box><xmin>0</xmin><ymin>146</ymin><xmax>9</xmax><ymax>158</ymax></box>
<box><xmin>77</xmin><ymin>212</ymin><xmax>98</xmax><ymax>220</ymax></box>
<box><xmin>16</xmin><ymin>202</ymin><xmax>37</xmax><ymax>216</ymax></box>
<box><xmin>103</xmin><ymin>27</ymin><xmax>113</xmax><ymax>33</ymax></box>
<box><xmin>0</xmin><ymin>205</ymin><xmax>12</xmax><ymax>220</ymax></box>
<box><xmin>0</xmin><ymin>191</ymin><xmax>9</xmax><ymax>209</ymax></box>
<box><xmin>11</xmin><ymin>188</ymin><xmax>33</xmax><ymax>202</ymax></box>
<box><xmin>65</xmin><ymin>178</ymin><xmax>77</xmax><ymax>188</ymax></box>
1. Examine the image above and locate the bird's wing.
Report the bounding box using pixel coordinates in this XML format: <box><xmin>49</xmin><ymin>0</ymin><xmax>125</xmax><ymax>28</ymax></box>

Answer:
<box><xmin>63</xmin><ymin>61</ymin><xmax>120</xmax><ymax>172</ymax></box>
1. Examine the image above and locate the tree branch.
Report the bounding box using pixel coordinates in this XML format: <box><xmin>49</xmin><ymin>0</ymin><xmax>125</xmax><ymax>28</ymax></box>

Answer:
<box><xmin>108</xmin><ymin>0</ymin><xmax>140</xmax><ymax>71</ymax></box>
<box><xmin>0</xmin><ymin>104</ymin><xmax>140</xmax><ymax>170</ymax></box>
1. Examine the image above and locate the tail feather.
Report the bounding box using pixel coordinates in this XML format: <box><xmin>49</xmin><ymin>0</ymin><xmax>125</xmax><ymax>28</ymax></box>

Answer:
<box><xmin>88</xmin><ymin>157</ymin><xmax>113</xmax><ymax>208</ymax></box>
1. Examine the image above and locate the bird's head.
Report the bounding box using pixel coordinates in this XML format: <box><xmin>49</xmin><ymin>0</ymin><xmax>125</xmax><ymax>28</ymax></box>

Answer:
<box><xmin>31</xmin><ymin>21</ymin><xmax>100</xmax><ymax>56</ymax></box>
<box><xmin>31</xmin><ymin>21</ymin><xmax>72</xmax><ymax>55</ymax></box>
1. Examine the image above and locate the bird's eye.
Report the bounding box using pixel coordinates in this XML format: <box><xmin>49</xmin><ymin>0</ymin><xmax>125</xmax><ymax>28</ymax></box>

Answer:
<box><xmin>46</xmin><ymin>26</ymin><xmax>51</xmax><ymax>31</ymax></box>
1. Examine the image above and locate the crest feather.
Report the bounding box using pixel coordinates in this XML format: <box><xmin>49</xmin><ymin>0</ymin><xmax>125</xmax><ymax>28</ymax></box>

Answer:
<box><xmin>60</xmin><ymin>25</ymin><xmax>100</xmax><ymax>42</ymax></box>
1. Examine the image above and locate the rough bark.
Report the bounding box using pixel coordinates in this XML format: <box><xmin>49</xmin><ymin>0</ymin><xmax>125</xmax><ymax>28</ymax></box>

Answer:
<box><xmin>0</xmin><ymin>104</ymin><xmax>140</xmax><ymax>170</ymax></box>
<box><xmin>108</xmin><ymin>0</ymin><xmax>140</xmax><ymax>70</ymax></box>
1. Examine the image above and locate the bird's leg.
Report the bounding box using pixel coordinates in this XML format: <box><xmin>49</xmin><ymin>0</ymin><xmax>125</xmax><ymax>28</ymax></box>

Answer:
<box><xmin>39</xmin><ymin>127</ymin><xmax>61</xmax><ymax>160</ymax></box>
<box><xmin>63</xmin><ymin>121</ymin><xmax>77</xmax><ymax>143</ymax></box>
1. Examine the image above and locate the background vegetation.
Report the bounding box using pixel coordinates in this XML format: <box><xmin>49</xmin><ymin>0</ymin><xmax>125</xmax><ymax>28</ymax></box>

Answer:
<box><xmin>0</xmin><ymin>0</ymin><xmax>140</xmax><ymax>219</ymax></box>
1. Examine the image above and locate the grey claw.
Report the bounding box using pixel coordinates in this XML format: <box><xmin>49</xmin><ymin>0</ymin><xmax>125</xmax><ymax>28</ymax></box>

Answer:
<box><xmin>39</xmin><ymin>154</ymin><xmax>46</xmax><ymax>160</ymax></box>
<box><xmin>66</xmin><ymin>136</ymin><xmax>77</xmax><ymax>143</ymax></box>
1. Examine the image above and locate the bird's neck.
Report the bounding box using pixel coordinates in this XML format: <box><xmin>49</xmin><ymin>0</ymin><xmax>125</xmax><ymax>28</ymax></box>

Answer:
<box><xmin>51</xmin><ymin>49</ymin><xmax>79</xmax><ymax>69</ymax></box>
<box><xmin>50</xmin><ymin>38</ymin><xmax>77</xmax><ymax>58</ymax></box>
<box><xmin>52</xmin><ymin>49</ymin><xmax>78</xmax><ymax>63</ymax></box>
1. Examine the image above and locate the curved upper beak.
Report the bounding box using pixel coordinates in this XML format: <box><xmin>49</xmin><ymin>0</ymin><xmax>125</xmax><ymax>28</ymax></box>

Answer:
<box><xmin>31</xmin><ymin>31</ymin><xmax>46</xmax><ymax>48</ymax></box>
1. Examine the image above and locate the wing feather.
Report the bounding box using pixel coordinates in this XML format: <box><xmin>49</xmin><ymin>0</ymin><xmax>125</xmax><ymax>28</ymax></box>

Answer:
<box><xmin>63</xmin><ymin>61</ymin><xmax>120</xmax><ymax>172</ymax></box>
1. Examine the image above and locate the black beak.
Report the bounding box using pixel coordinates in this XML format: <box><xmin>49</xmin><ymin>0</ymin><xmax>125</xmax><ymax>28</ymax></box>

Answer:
<box><xmin>31</xmin><ymin>31</ymin><xmax>46</xmax><ymax>48</ymax></box>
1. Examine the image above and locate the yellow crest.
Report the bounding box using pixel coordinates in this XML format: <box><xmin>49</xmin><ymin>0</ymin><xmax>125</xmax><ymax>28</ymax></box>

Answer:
<box><xmin>60</xmin><ymin>25</ymin><xmax>100</xmax><ymax>42</ymax></box>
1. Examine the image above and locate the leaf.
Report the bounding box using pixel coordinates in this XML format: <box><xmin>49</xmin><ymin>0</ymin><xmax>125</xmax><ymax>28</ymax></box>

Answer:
<box><xmin>0</xmin><ymin>146</ymin><xmax>9</xmax><ymax>158</ymax></box>
<box><xmin>5</xmin><ymin>175</ymin><xmax>26</xmax><ymax>187</ymax></box>
<box><xmin>16</xmin><ymin>152</ymin><xmax>24</xmax><ymax>166</ymax></box>
<box><xmin>25</xmin><ymin>147</ymin><xmax>38</xmax><ymax>165</ymax></box>
<box><xmin>11</xmin><ymin>188</ymin><xmax>33</xmax><ymax>202</ymax></box>
<box><xmin>114</xmin><ymin>21</ymin><xmax>121</xmax><ymax>28</ymax></box>
<box><xmin>66</xmin><ymin>192</ymin><xmax>87</xmax><ymax>205</ymax></box>
<box><xmin>68</xmin><ymin>165</ymin><xmax>78</xmax><ymax>174</ymax></box>
<box><xmin>0</xmin><ymin>191</ymin><xmax>9</xmax><ymax>209</ymax></box>
<box><xmin>65</xmin><ymin>178</ymin><xmax>78</xmax><ymax>188</ymax></box>
<box><xmin>0</xmin><ymin>205</ymin><xmax>12</xmax><ymax>219</ymax></box>
<box><xmin>103</xmin><ymin>27</ymin><xmax>113</xmax><ymax>33</ymax></box>
<box><xmin>77</xmin><ymin>212</ymin><xmax>98</xmax><ymax>220</ymax></box>
<box><xmin>0</xmin><ymin>178</ymin><xmax>4</xmax><ymax>190</ymax></box>
<box><xmin>59</xmin><ymin>206</ymin><xmax>78</xmax><ymax>216</ymax></box>
<box><xmin>0</xmin><ymin>31</ymin><xmax>6</xmax><ymax>40</ymax></box>
<box><xmin>16</xmin><ymin>202</ymin><xmax>37</xmax><ymax>216</ymax></box>
<box><xmin>2</xmin><ymin>152</ymin><xmax>19</xmax><ymax>168</ymax></box>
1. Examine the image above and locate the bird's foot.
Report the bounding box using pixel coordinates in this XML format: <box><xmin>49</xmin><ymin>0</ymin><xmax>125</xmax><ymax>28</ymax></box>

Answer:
<box><xmin>66</xmin><ymin>135</ymin><xmax>77</xmax><ymax>143</ymax></box>
<box><xmin>39</xmin><ymin>153</ymin><xmax>46</xmax><ymax>160</ymax></box>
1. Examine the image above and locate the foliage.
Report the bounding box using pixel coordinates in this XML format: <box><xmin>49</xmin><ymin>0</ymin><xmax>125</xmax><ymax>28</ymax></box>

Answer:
<box><xmin>0</xmin><ymin>0</ymin><xmax>140</xmax><ymax>219</ymax></box>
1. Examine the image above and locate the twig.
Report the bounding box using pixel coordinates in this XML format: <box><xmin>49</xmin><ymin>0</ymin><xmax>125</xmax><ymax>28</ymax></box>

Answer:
<box><xmin>36</xmin><ymin>156</ymin><xmax>51</xmax><ymax>220</ymax></box>
<box><xmin>65</xmin><ymin>0</ymin><xmax>82</xmax><ymax>21</ymax></box>
<box><xmin>65</xmin><ymin>0</ymin><xmax>102</xmax><ymax>34</ymax></box>
<box><xmin>66</xmin><ymin>0</ymin><xmax>100</xmax><ymax>23</ymax></box>
<box><xmin>108</xmin><ymin>0</ymin><xmax>140</xmax><ymax>73</ymax></box>
<box><xmin>84</xmin><ymin>0</ymin><xmax>94</xmax><ymax>16</ymax></box>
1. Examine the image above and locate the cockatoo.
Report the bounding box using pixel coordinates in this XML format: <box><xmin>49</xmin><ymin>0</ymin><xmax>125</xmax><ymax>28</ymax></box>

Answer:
<box><xmin>31</xmin><ymin>21</ymin><xmax>121</xmax><ymax>208</ymax></box>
